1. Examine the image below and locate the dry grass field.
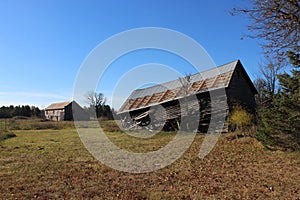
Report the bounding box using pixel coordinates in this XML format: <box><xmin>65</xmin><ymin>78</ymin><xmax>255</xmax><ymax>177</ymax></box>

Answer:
<box><xmin>1</xmin><ymin>123</ymin><xmax>300</xmax><ymax>199</ymax></box>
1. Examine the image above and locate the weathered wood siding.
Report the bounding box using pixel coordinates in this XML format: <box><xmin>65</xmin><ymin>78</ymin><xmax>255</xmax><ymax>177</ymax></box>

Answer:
<box><xmin>120</xmin><ymin>89</ymin><xmax>229</xmax><ymax>133</ymax></box>
<box><xmin>45</xmin><ymin>109</ymin><xmax>64</xmax><ymax>121</ymax></box>
<box><xmin>64</xmin><ymin>104</ymin><xmax>73</xmax><ymax>121</ymax></box>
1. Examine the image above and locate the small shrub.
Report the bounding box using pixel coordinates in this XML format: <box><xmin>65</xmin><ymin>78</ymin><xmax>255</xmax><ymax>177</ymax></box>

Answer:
<box><xmin>99</xmin><ymin>120</ymin><xmax>122</xmax><ymax>132</ymax></box>
<box><xmin>229</xmin><ymin>105</ymin><xmax>253</xmax><ymax>132</ymax></box>
<box><xmin>254</xmin><ymin>128</ymin><xmax>274</xmax><ymax>146</ymax></box>
<box><xmin>31</xmin><ymin>122</ymin><xmax>59</xmax><ymax>130</ymax></box>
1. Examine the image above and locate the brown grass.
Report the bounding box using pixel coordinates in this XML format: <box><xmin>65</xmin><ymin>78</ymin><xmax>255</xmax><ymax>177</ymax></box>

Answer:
<box><xmin>0</xmin><ymin>128</ymin><xmax>300</xmax><ymax>199</ymax></box>
<box><xmin>0</xmin><ymin>118</ymin><xmax>72</xmax><ymax>130</ymax></box>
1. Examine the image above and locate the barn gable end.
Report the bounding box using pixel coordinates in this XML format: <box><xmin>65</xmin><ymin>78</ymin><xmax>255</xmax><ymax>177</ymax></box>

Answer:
<box><xmin>226</xmin><ymin>60</ymin><xmax>257</xmax><ymax>111</ymax></box>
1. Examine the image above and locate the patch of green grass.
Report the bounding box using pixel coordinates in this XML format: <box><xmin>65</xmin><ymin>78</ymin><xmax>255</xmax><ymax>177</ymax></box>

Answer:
<box><xmin>0</xmin><ymin>129</ymin><xmax>300</xmax><ymax>199</ymax></box>
<box><xmin>105</xmin><ymin>130</ymin><xmax>176</xmax><ymax>153</ymax></box>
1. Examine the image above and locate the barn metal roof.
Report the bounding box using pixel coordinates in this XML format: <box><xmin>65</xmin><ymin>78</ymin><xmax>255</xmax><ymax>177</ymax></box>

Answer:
<box><xmin>118</xmin><ymin>60</ymin><xmax>241</xmax><ymax>113</ymax></box>
<box><xmin>45</xmin><ymin>101</ymin><xmax>72</xmax><ymax>110</ymax></box>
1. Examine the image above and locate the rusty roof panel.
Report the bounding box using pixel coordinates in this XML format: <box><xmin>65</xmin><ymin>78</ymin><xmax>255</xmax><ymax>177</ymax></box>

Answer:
<box><xmin>122</xmin><ymin>99</ymin><xmax>135</xmax><ymax>111</ymax></box>
<box><xmin>189</xmin><ymin>80</ymin><xmax>203</xmax><ymax>93</ymax></box>
<box><xmin>138</xmin><ymin>95</ymin><xmax>152</xmax><ymax>108</ymax></box>
<box><xmin>118</xmin><ymin>60</ymin><xmax>240</xmax><ymax>113</ymax></box>
<box><xmin>213</xmin><ymin>71</ymin><xmax>233</xmax><ymax>88</ymax></box>
<box><xmin>159</xmin><ymin>90</ymin><xmax>176</xmax><ymax>102</ymax></box>
<box><xmin>128</xmin><ymin>97</ymin><xmax>143</xmax><ymax>110</ymax></box>
<box><xmin>146</xmin><ymin>93</ymin><xmax>163</xmax><ymax>106</ymax></box>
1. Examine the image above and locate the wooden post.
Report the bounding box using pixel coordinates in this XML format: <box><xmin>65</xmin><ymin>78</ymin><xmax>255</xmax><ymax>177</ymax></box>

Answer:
<box><xmin>4</xmin><ymin>118</ymin><xmax>7</xmax><ymax>131</ymax></box>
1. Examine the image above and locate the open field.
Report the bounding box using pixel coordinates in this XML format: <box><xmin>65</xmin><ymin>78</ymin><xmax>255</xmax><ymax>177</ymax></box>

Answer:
<box><xmin>0</xmin><ymin>118</ymin><xmax>75</xmax><ymax>131</ymax></box>
<box><xmin>1</xmin><ymin>127</ymin><xmax>300</xmax><ymax>199</ymax></box>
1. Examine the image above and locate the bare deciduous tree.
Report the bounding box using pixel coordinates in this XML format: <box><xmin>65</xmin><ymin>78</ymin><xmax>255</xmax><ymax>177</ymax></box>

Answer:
<box><xmin>254</xmin><ymin>58</ymin><xmax>283</xmax><ymax>108</ymax></box>
<box><xmin>85</xmin><ymin>91</ymin><xmax>106</xmax><ymax>118</ymax></box>
<box><xmin>231</xmin><ymin>0</ymin><xmax>300</xmax><ymax>64</ymax></box>
<box><xmin>179</xmin><ymin>74</ymin><xmax>191</xmax><ymax>96</ymax></box>
<box><xmin>259</xmin><ymin>59</ymin><xmax>282</xmax><ymax>95</ymax></box>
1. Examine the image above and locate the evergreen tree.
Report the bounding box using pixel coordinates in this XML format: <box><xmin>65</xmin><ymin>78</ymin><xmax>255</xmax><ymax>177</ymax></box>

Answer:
<box><xmin>259</xmin><ymin>52</ymin><xmax>300</xmax><ymax>150</ymax></box>
<box><xmin>0</xmin><ymin>105</ymin><xmax>42</xmax><ymax>118</ymax></box>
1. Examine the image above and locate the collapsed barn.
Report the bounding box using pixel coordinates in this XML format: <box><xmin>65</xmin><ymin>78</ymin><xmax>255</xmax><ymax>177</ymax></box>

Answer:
<box><xmin>118</xmin><ymin>60</ymin><xmax>257</xmax><ymax>133</ymax></box>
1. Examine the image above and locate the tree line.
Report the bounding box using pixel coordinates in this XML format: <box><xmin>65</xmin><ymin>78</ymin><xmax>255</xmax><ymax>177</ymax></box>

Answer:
<box><xmin>0</xmin><ymin>105</ymin><xmax>41</xmax><ymax>118</ymax></box>
<box><xmin>0</xmin><ymin>92</ymin><xmax>116</xmax><ymax>120</ymax></box>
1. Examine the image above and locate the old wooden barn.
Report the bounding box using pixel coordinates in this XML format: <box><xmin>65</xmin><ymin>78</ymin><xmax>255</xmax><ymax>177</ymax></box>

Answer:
<box><xmin>45</xmin><ymin>101</ymin><xmax>90</xmax><ymax>121</ymax></box>
<box><xmin>118</xmin><ymin>60</ymin><xmax>257</xmax><ymax>132</ymax></box>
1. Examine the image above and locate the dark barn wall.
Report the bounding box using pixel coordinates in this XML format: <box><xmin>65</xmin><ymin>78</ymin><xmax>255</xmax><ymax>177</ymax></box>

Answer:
<box><xmin>64</xmin><ymin>104</ymin><xmax>73</xmax><ymax>121</ymax></box>
<box><xmin>226</xmin><ymin>64</ymin><xmax>257</xmax><ymax>112</ymax></box>
<box><xmin>197</xmin><ymin>92</ymin><xmax>211</xmax><ymax>132</ymax></box>
<box><xmin>70</xmin><ymin>101</ymin><xmax>90</xmax><ymax>121</ymax></box>
<box><xmin>63</xmin><ymin>102</ymin><xmax>90</xmax><ymax>121</ymax></box>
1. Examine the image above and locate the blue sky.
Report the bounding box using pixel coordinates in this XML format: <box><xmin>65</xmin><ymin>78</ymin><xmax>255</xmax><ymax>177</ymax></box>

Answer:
<box><xmin>0</xmin><ymin>0</ymin><xmax>262</xmax><ymax>109</ymax></box>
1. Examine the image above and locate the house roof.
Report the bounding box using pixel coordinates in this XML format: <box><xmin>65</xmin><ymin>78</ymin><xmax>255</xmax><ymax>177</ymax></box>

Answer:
<box><xmin>45</xmin><ymin>101</ymin><xmax>72</xmax><ymax>110</ymax></box>
<box><xmin>118</xmin><ymin>60</ymin><xmax>256</xmax><ymax>114</ymax></box>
